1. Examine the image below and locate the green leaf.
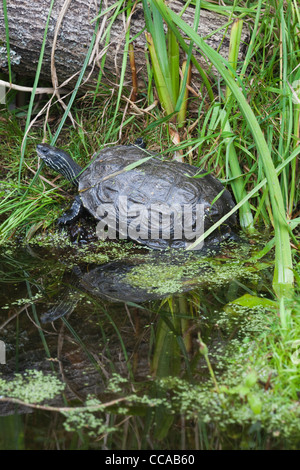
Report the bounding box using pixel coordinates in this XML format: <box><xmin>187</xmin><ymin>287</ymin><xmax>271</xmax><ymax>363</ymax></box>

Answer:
<box><xmin>225</xmin><ymin>294</ymin><xmax>278</xmax><ymax>313</ymax></box>
<box><xmin>247</xmin><ymin>393</ymin><xmax>262</xmax><ymax>415</ymax></box>
<box><xmin>244</xmin><ymin>371</ymin><xmax>258</xmax><ymax>389</ymax></box>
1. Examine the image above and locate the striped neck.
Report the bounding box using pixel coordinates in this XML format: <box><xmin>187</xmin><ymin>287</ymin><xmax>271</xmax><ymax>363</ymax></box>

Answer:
<box><xmin>37</xmin><ymin>144</ymin><xmax>83</xmax><ymax>186</ymax></box>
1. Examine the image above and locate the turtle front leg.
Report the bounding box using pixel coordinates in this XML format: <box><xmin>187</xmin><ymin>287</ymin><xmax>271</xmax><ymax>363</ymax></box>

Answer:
<box><xmin>58</xmin><ymin>195</ymin><xmax>83</xmax><ymax>225</ymax></box>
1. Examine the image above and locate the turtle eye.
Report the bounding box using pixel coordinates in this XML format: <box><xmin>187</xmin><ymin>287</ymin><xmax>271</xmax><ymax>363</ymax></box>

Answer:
<box><xmin>37</xmin><ymin>144</ymin><xmax>46</xmax><ymax>153</ymax></box>
<box><xmin>37</xmin><ymin>144</ymin><xmax>51</xmax><ymax>158</ymax></box>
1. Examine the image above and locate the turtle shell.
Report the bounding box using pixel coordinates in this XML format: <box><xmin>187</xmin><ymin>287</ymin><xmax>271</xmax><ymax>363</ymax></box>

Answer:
<box><xmin>78</xmin><ymin>146</ymin><xmax>236</xmax><ymax>249</ymax></box>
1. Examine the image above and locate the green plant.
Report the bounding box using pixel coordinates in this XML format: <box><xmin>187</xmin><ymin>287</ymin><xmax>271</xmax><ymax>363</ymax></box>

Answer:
<box><xmin>142</xmin><ymin>0</ymin><xmax>211</xmax><ymax>135</ymax></box>
<box><xmin>151</xmin><ymin>0</ymin><xmax>294</xmax><ymax>302</ymax></box>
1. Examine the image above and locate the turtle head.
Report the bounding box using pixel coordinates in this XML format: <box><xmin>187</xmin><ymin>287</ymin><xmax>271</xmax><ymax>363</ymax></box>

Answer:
<box><xmin>37</xmin><ymin>144</ymin><xmax>82</xmax><ymax>186</ymax></box>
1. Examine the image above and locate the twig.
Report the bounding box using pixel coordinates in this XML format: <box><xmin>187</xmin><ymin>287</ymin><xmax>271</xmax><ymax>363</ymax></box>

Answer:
<box><xmin>128</xmin><ymin>44</ymin><xmax>138</xmax><ymax>102</ymax></box>
<box><xmin>0</xmin><ymin>79</ymin><xmax>62</xmax><ymax>95</ymax></box>
<box><xmin>0</xmin><ymin>396</ymin><xmax>127</xmax><ymax>413</ymax></box>
<box><xmin>122</xmin><ymin>95</ymin><xmax>158</xmax><ymax>116</ymax></box>
<box><xmin>50</xmin><ymin>0</ymin><xmax>76</xmax><ymax>127</ymax></box>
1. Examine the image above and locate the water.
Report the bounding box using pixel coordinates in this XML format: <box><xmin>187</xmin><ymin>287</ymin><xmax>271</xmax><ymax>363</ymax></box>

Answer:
<box><xmin>0</xmin><ymin>237</ymin><xmax>275</xmax><ymax>449</ymax></box>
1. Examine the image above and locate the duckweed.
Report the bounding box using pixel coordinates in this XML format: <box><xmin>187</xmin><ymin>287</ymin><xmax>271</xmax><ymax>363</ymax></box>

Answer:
<box><xmin>0</xmin><ymin>370</ymin><xmax>65</xmax><ymax>403</ymax></box>
<box><xmin>124</xmin><ymin>249</ymin><xmax>260</xmax><ymax>296</ymax></box>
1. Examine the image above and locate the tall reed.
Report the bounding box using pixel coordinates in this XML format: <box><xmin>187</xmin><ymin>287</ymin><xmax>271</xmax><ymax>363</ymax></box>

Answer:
<box><xmin>151</xmin><ymin>0</ymin><xmax>294</xmax><ymax>299</ymax></box>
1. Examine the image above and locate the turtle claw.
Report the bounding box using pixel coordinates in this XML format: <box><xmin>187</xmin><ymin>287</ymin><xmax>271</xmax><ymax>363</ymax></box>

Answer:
<box><xmin>57</xmin><ymin>195</ymin><xmax>83</xmax><ymax>225</ymax></box>
<box><xmin>57</xmin><ymin>212</ymin><xmax>72</xmax><ymax>225</ymax></box>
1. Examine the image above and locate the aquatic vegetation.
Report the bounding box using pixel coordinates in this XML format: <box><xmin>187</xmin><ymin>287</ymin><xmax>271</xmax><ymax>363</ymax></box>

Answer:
<box><xmin>0</xmin><ymin>243</ymin><xmax>299</xmax><ymax>449</ymax></box>
<box><xmin>1</xmin><ymin>291</ymin><xmax>43</xmax><ymax>309</ymax></box>
<box><xmin>0</xmin><ymin>0</ymin><xmax>300</xmax><ymax>451</ymax></box>
<box><xmin>62</xmin><ymin>405</ymin><xmax>118</xmax><ymax>438</ymax></box>
<box><xmin>0</xmin><ymin>370</ymin><xmax>65</xmax><ymax>403</ymax></box>
<box><xmin>125</xmin><ymin>246</ymin><xmax>261</xmax><ymax>296</ymax></box>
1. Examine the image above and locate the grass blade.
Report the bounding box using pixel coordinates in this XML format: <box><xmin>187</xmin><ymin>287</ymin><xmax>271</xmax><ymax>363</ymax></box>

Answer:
<box><xmin>2</xmin><ymin>0</ymin><xmax>12</xmax><ymax>84</ymax></box>
<box><xmin>18</xmin><ymin>0</ymin><xmax>56</xmax><ymax>185</ymax></box>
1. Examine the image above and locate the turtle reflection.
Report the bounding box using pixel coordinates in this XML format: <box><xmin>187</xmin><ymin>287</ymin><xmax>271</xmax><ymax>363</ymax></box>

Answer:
<box><xmin>41</xmin><ymin>251</ymin><xmax>214</xmax><ymax>323</ymax></box>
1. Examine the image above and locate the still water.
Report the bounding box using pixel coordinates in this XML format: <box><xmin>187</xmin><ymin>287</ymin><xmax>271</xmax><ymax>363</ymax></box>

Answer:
<box><xmin>0</xmin><ymin>236</ymin><xmax>273</xmax><ymax>449</ymax></box>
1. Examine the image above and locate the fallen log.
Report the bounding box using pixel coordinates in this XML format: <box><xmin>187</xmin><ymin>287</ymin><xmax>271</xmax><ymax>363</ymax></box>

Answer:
<box><xmin>0</xmin><ymin>0</ymin><xmax>249</xmax><ymax>95</ymax></box>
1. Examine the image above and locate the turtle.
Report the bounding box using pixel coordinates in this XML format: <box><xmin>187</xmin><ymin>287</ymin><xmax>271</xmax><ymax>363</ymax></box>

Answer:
<box><xmin>36</xmin><ymin>143</ymin><xmax>237</xmax><ymax>249</ymax></box>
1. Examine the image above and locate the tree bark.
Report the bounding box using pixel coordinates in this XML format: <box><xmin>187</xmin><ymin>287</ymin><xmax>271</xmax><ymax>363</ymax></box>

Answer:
<box><xmin>0</xmin><ymin>0</ymin><xmax>249</xmax><ymax>93</ymax></box>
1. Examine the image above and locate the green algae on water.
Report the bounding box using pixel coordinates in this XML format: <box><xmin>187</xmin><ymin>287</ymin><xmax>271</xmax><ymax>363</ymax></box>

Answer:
<box><xmin>0</xmin><ymin>370</ymin><xmax>65</xmax><ymax>403</ymax></box>
<box><xmin>124</xmin><ymin>248</ymin><xmax>261</xmax><ymax>296</ymax></box>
